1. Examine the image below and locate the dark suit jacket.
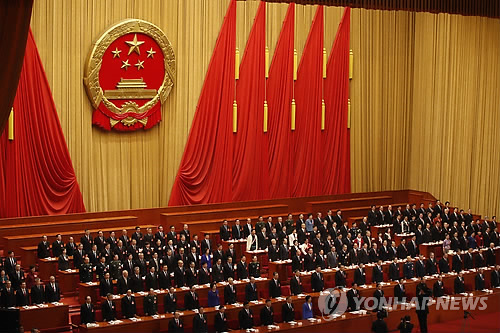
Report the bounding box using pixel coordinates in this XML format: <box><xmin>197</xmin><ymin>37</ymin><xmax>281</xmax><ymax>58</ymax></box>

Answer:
<box><xmin>475</xmin><ymin>274</ymin><xmax>485</xmax><ymax>290</ymax></box>
<box><xmin>260</xmin><ymin>306</ymin><xmax>274</xmax><ymax>325</ymax></box>
<box><xmin>311</xmin><ymin>272</ymin><xmax>324</xmax><ymax>292</ymax></box>
<box><xmin>354</xmin><ymin>268</ymin><xmax>366</xmax><ymax>286</ymax></box>
<box><xmin>389</xmin><ymin>263</ymin><xmax>400</xmax><ymax>281</ymax></box>
<box><xmin>30</xmin><ymin>285</ymin><xmax>45</xmax><ymax>304</ymax></box>
<box><xmin>433</xmin><ymin>281</ymin><xmax>445</xmax><ymax>297</ymax></box>
<box><xmin>164</xmin><ymin>293</ymin><xmax>177</xmax><ymax>313</ymax></box>
<box><xmin>100</xmin><ymin>279</ymin><xmax>114</xmax><ymax>297</ymax></box>
<box><xmin>102</xmin><ymin>300</ymin><xmax>116</xmax><ymax>321</ymax></box>
<box><xmin>335</xmin><ymin>270</ymin><xmax>347</xmax><ymax>287</ymax></box>
<box><xmin>174</xmin><ymin>267</ymin><xmax>185</xmax><ymax>287</ymax></box>
<box><xmin>144</xmin><ymin>295</ymin><xmax>158</xmax><ymax>315</ymax></box>
<box><xmin>15</xmin><ymin>288</ymin><xmax>30</xmax><ymax>306</ymax></box>
<box><xmin>347</xmin><ymin>289</ymin><xmax>360</xmax><ymax>311</ymax></box>
<box><xmin>394</xmin><ymin>284</ymin><xmax>406</xmax><ymax>302</ymax></box>
<box><xmin>438</xmin><ymin>258</ymin><xmax>450</xmax><ymax>273</ymax></box>
<box><xmin>372</xmin><ymin>266</ymin><xmax>384</xmax><ymax>283</ymax></box>
<box><xmin>121</xmin><ymin>296</ymin><xmax>137</xmax><ymax>318</ymax></box>
<box><xmin>245</xmin><ymin>283</ymin><xmax>258</xmax><ymax>301</ymax></box>
<box><xmin>238</xmin><ymin>308</ymin><xmax>254</xmax><ymax>329</ymax></box>
<box><xmin>219</xmin><ymin>226</ymin><xmax>230</xmax><ymax>241</ymax></box>
<box><xmin>282</xmin><ymin>303</ymin><xmax>295</xmax><ymax>322</ymax></box>
<box><xmin>193</xmin><ymin>313</ymin><xmax>208</xmax><ymax>333</ymax></box>
<box><xmin>237</xmin><ymin>262</ymin><xmax>248</xmax><ymax>280</ymax></box>
<box><xmin>45</xmin><ymin>283</ymin><xmax>60</xmax><ymax>302</ymax></box>
<box><xmin>80</xmin><ymin>303</ymin><xmax>96</xmax><ymax>324</ymax></box>
<box><xmin>184</xmin><ymin>292</ymin><xmax>199</xmax><ymax>310</ymax></box>
<box><xmin>454</xmin><ymin>277</ymin><xmax>465</xmax><ymax>294</ymax></box>
<box><xmin>214</xmin><ymin>312</ymin><xmax>228</xmax><ymax>332</ymax></box>
<box><xmin>269</xmin><ymin>279</ymin><xmax>281</xmax><ymax>298</ymax></box>
<box><xmin>224</xmin><ymin>285</ymin><xmax>237</xmax><ymax>304</ymax></box>
<box><xmin>168</xmin><ymin>318</ymin><xmax>184</xmax><ymax>332</ymax></box>
<box><xmin>290</xmin><ymin>276</ymin><xmax>303</xmax><ymax>295</ymax></box>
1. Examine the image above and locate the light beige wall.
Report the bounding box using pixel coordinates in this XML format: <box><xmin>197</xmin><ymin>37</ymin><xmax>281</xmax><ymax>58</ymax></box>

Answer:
<box><xmin>31</xmin><ymin>1</ymin><xmax>500</xmax><ymax>216</ymax></box>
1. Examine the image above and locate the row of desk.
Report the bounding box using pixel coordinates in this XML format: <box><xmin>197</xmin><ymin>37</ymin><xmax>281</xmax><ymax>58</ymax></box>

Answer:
<box><xmin>79</xmin><ymin>288</ymin><xmax>500</xmax><ymax>333</ymax></box>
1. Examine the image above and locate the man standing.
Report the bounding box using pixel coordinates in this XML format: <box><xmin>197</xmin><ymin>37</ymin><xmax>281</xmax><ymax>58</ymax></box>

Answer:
<box><xmin>144</xmin><ymin>288</ymin><xmax>159</xmax><ymax>316</ymax></box>
<box><xmin>121</xmin><ymin>290</ymin><xmax>137</xmax><ymax>318</ymax></box>
<box><xmin>238</xmin><ymin>302</ymin><xmax>254</xmax><ymax>329</ymax></box>
<box><xmin>193</xmin><ymin>307</ymin><xmax>208</xmax><ymax>333</ymax></box>
<box><xmin>260</xmin><ymin>299</ymin><xmax>275</xmax><ymax>325</ymax></box>
<box><xmin>80</xmin><ymin>296</ymin><xmax>96</xmax><ymax>324</ymax></box>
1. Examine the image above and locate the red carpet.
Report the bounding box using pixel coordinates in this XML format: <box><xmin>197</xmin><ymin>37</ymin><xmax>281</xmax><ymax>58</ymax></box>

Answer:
<box><xmin>391</xmin><ymin>311</ymin><xmax>500</xmax><ymax>333</ymax></box>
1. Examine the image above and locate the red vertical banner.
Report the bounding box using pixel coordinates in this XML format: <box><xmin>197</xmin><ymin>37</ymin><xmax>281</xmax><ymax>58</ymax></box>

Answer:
<box><xmin>266</xmin><ymin>3</ymin><xmax>295</xmax><ymax>199</ymax></box>
<box><xmin>323</xmin><ymin>7</ymin><xmax>351</xmax><ymax>194</ymax></box>
<box><xmin>292</xmin><ymin>5</ymin><xmax>324</xmax><ymax>197</ymax></box>
<box><xmin>0</xmin><ymin>30</ymin><xmax>85</xmax><ymax>217</ymax></box>
<box><xmin>169</xmin><ymin>0</ymin><xmax>236</xmax><ymax>205</ymax></box>
<box><xmin>232</xmin><ymin>1</ymin><xmax>268</xmax><ymax>201</ymax></box>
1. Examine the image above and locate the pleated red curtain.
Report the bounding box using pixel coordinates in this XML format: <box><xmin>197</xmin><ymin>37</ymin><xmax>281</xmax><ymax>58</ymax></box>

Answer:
<box><xmin>169</xmin><ymin>0</ymin><xmax>236</xmax><ymax>206</ymax></box>
<box><xmin>266</xmin><ymin>3</ymin><xmax>295</xmax><ymax>199</ymax></box>
<box><xmin>0</xmin><ymin>0</ymin><xmax>33</xmax><ymax>134</ymax></box>
<box><xmin>0</xmin><ymin>30</ymin><xmax>85</xmax><ymax>217</ymax></box>
<box><xmin>323</xmin><ymin>7</ymin><xmax>351</xmax><ymax>194</ymax></box>
<box><xmin>292</xmin><ymin>5</ymin><xmax>324</xmax><ymax>197</ymax></box>
<box><xmin>232</xmin><ymin>1</ymin><xmax>268</xmax><ymax>201</ymax></box>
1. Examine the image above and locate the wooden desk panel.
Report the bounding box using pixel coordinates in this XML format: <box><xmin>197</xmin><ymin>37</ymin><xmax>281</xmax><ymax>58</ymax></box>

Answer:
<box><xmin>19</xmin><ymin>303</ymin><xmax>69</xmax><ymax>331</ymax></box>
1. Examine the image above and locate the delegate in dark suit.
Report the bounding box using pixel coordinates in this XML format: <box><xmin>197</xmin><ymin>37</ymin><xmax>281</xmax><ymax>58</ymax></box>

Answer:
<box><xmin>269</xmin><ymin>279</ymin><xmax>281</xmax><ymax>298</ymax></box>
<box><xmin>30</xmin><ymin>284</ymin><xmax>45</xmax><ymax>304</ymax></box>
<box><xmin>260</xmin><ymin>305</ymin><xmax>274</xmax><ymax>325</ymax></box>
<box><xmin>238</xmin><ymin>308</ymin><xmax>254</xmax><ymax>329</ymax></box>
<box><xmin>193</xmin><ymin>313</ymin><xmax>208</xmax><ymax>333</ymax></box>
<box><xmin>282</xmin><ymin>302</ymin><xmax>295</xmax><ymax>322</ymax></box>
<box><xmin>102</xmin><ymin>300</ymin><xmax>117</xmax><ymax>321</ymax></box>
<box><xmin>290</xmin><ymin>276</ymin><xmax>303</xmax><ymax>295</ymax></box>
<box><xmin>121</xmin><ymin>295</ymin><xmax>137</xmax><ymax>318</ymax></box>
<box><xmin>311</xmin><ymin>271</ymin><xmax>324</xmax><ymax>292</ymax></box>
<box><xmin>80</xmin><ymin>303</ymin><xmax>96</xmax><ymax>324</ymax></box>
<box><xmin>168</xmin><ymin>317</ymin><xmax>184</xmax><ymax>332</ymax></box>
<box><xmin>164</xmin><ymin>293</ymin><xmax>177</xmax><ymax>313</ymax></box>
<box><xmin>214</xmin><ymin>311</ymin><xmax>228</xmax><ymax>333</ymax></box>
<box><xmin>184</xmin><ymin>292</ymin><xmax>200</xmax><ymax>310</ymax></box>
<box><xmin>45</xmin><ymin>282</ymin><xmax>61</xmax><ymax>302</ymax></box>
<box><xmin>245</xmin><ymin>283</ymin><xmax>258</xmax><ymax>301</ymax></box>
<box><xmin>224</xmin><ymin>284</ymin><xmax>237</xmax><ymax>304</ymax></box>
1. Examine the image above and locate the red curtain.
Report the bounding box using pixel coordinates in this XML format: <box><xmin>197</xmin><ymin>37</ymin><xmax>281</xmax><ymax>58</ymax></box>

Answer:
<box><xmin>169</xmin><ymin>0</ymin><xmax>236</xmax><ymax>206</ymax></box>
<box><xmin>292</xmin><ymin>5</ymin><xmax>324</xmax><ymax>197</ymax></box>
<box><xmin>0</xmin><ymin>30</ymin><xmax>86</xmax><ymax>217</ymax></box>
<box><xmin>0</xmin><ymin>0</ymin><xmax>33</xmax><ymax>134</ymax></box>
<box><xmin>266</xmin><ymin>3</ymin><xmax>295</xmax><ymax>199</ymax></box>
<box><xmin>323</xmin><ymin>7</ymin><xmax>351</xmax><ymax>194</ymax></box>
<box><xmin>232</xmin><ymin>1</ymin><xmax>268</xmax><ymax>201</ymax></box>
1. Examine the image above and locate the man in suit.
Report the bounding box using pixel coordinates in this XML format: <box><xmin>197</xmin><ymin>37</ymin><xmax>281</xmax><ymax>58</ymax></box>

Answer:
<box><xmin>224</xmin><ymin>278</ymin><xmax>238</xmax><ymax>304</ymax></box>
<box><xmin>439</xmin><ymin>253</ymin><xmax>450</xmax><ymax>273</ymax></box>
<box><xmin>373</xmin><ymin>283</ymin><xmax>386</xmax><ymax>312</ymax></box>
<box><xmin>326</xmin><ymin>248</ymin><xmax>338</xmax><ymax>268</ymax></box>
<box><xmin>372</xmin><ymin>260</ymin><xmax>384</xmax><ymax>283</ymax></box>
<box><xmin>223</xmin><ymin>257</ymin><xmax>235</xmax><ymax>281</ymax></box>
<box><xmin>215</xmin><ymin>306</ymin><xmax>228</xmax><ymax>333</ymax></box>
<box><xmin>490</xmin><ymin>265</ymin><xmax>500</xmax><ymax>288</ymax></box>
<box><xmin>52</xmin><ymin>234</ymin><xmax>65</xmax><ymax>258</ymax></box>
<box><xmin>238</xmin><ymin>302</ymin><xmax>254</xmax><ymax>329</ymax></box>
<box><xmin>1</xmin><ymin>281</ymin><xmax>16</xmax><ymax>307</ymax></box>
<box><xmin>30</xmin><ymin>278</ymin><xmax>45</xmax><ymax>304</ymax></box>
<box><xmin>452</xmin><ymin>253</ymin><xmax>463</xmax><ymax>273</ymax></box>
<box><xmin>237</xmin><ymin>256</ymin><xmax>249</xmax><ymax>280</ymax></box>
<box><xmin>193</xmin><ymin>306</ymin><xmax>208</xmax><ymax>333</ymax></box>
<box><xmin>290</xmin><ymin>270</ymin><xmax>303</xmax><ymax>295</ymax></box>
<box><xmin>100</xmin><ymin>272</ymin><xmax>114</xmax><ymax>297</ymax></box>
<box><xmin>15</xmin><ymin>281</ymin><xmax>30</xmax><ymax>306</ymax></box>
<box><xmin>454</xmin><ymin>272</ymin><xmax>466</xmax><ymax>294</ymax></box>
<box><xmin>389</xmin><ymin>258</ymin><xmax>400</xmax><ymax>281</ymax></box>
<box><xmin>130</xmin><ymin>267</ymin><xmax>144</xmax><ymax>292</ymax></box>
<box><xmin>394</xmin><ymin>279</ymin><xmax>406</xmax><ymax>303</ymax></box>
<box><xmin>464</xmin><ymin>248</ymin><xmax>474</xmax><ymax>270</ymax></box>
<box><xmin>169</xmin><ymin>311</ymin><xmax>184</xmax><ymax>332</ymax></box>
<box><xmin>184</xmin><ymin>285</ymin><xmax>200</xmax><ymax>310</ymax></box>
<box><xmin>260</xmin><ymin>299</ymin><xmax>275</xmax><ymax>325</ymax></box>
<box><xmin>174</xmin><ymin>260</ymin><xmax>185</xmax><ymax>287</ymax></box>
<box><xmin>269</xmin><ymin>272</ymin><xmax>281</xmax><ymax>298</ymax></box>
<box><xmin>158</xmin><ymin>265</ymin><xmax>171</xmax><ymax>290</ymax></box>
<box><xmin>102</xmin><ymin>293</ymin><xmax>117</xmax><ymax>321</ymax></box>
<box><xmin>245</xmin><ymin>276</ymin><xmax>258</xmax><ymax>301</ymax></box>
<box><xmin>415</xmin><ymin>255</ymin><xmax>426</xmax><ymax>278</ymax></box>
<box><xmin>37</xmin><ymin>235</ymin><xmax>51</xmax><ymax>259</ymax></box>
<box><xmin>121</xmin><ymin>290</ymin><xmax>138</xmax><ymax>318</ymax></box>
<box><xmin>45</xmin><ymin>276</ymin><xmax>61</xmax><ymax>302</ymax></box>
<box><xmin>164</xmin><ymin>287</ymin><xmax>177</xmax><ymax>313</ymax></box>
<box><xmin>117</xmin><ymin>270</ymin><xmax>131</xmax><ymax>295</ymax></box>
<box><xmin>426</xmin><ymin>252</ymin><xmax>438</xmax><ymax>275</ymax></box>
<box><xmin>184</xmin><ymin>262</ymin><xmax>197</xmax><ymax>287</ymax></box>
<box><xmin>81</xmin><ymin>296</ymin><xmax>96</xmax><ymax>324</ymax></box>
<box><xmin>347</xmin><ymin>283</ymin><xmax>361</xmax><ymax>311</ymax></box>
<box><xmin>9</xmin><ymin>264</ymin><xmax>25</xmax><ymax>290</ymax></box>
<box><xmin>354</xmin><ymin>263</ymin><xmax>366</xmax><ymax>286</ymax></box>
<box><xmin>335</xmin><ymin>265</ymin><xmax>347</xmax><ymax>287</ymax></box>
<box><xmin>144</xmin><ymin>288</ymin><xmax>159</xmax><ymax>316</ymax></box>
<box><xmin>433</xmin><ymin>275</ymin><xmax>445</xmax><ymax>297</ymax></box>
<box><xmin>416</xmin><ymin>283</ymin><xmax>431</xmax><ymax>333</ymax></box>
<box><xmin>219</xmin><ymin>220</ymin><xmax>231</xmax><ymax>241</ymax></box>
<box><xmin>232</xmin><ymin>220</ymin><xmax>243</xmax><ymax>240</ymax></box>
<box><xmin>282</xmin><ymin>296</ymin><xmax>295</xmax><ymax>322</ymax></box>
<box><xmin>475</xmin><ymin>268</ymin><xmax>486</xmax><ymax>290</ymax></box>
<box><xmin>311</xmin><ymin>266</ymin><xmax>325</xmax><ymax>292</ymax></box>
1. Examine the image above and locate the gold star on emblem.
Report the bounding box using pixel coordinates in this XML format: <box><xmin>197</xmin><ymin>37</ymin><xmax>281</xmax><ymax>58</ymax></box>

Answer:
<box><xmin>121</xmin><ymin>59</ymin><xmax>131</xmax><ymax>70</ymax></box>
<box><xmin>111</xmin><ymin>48</ymin><xmax>122</xmax><ymax>58</ymax></box>
<box><xmin>135</xmin><ymin>60</ymin><xmax>145</xmax><ymax>70</ymax></box>
<box><xmin>125</xmin><ymin>34</ymin><xmax>145</xmax><ymax>55</ymax></box>
<box><xmin>147</xmin><ymin>48</ymin><xmax>156</xmax><ymax>58</ymax></box>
